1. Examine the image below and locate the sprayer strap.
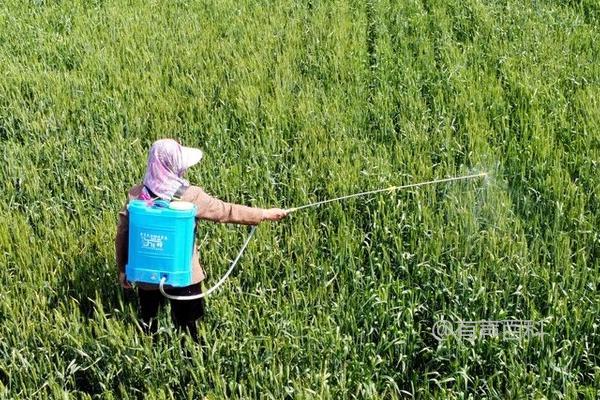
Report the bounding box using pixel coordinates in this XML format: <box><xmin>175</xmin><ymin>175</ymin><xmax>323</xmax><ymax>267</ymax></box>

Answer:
<box><xmin>172</xmin><ymin>185</ymin><xmax>188</xmax><ymax>201</ymax></box>
<box><xmin>142</xmin><ymin>184</ymin><xmax>188</xmax><ymax>202</ymax></box>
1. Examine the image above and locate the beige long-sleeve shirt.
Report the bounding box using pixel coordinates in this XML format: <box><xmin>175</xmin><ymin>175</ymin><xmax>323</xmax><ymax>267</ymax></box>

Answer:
<box><xmin>115</xmin><ymin>184</ymin><xmax>265</xmax><ymax>288</ymax></box>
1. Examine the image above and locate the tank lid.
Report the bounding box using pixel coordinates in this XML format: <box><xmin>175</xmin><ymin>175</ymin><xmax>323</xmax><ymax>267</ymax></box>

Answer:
<box><xmin>169</xmin><ymin>201</ymin><xmax>195</xmax><ymax>211</ymax></box>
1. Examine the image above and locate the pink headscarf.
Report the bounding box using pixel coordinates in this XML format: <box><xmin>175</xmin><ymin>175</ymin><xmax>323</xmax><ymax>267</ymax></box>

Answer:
<box><xmin>140</xmin><ymin>139</ymin><xmax>203</xmax><ymax>200</ymax></box>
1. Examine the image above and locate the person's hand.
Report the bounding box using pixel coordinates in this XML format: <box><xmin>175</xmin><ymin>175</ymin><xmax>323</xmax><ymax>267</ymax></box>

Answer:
<box><xmin>261</xmin><ymin>208</ymin><xmax>288</xmax><ymax>222</ymax></box>
<box><xmin>119</xmin><ymin>272</ymin><xmax>132</xmax><ymax>289</ymax></box>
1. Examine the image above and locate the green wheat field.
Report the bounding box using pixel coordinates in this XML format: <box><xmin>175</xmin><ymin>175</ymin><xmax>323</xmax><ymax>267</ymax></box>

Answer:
<box><xmin>0</xmin><ymin>0</ymin><xmax>598</xmax><ymax>398</ymax></box>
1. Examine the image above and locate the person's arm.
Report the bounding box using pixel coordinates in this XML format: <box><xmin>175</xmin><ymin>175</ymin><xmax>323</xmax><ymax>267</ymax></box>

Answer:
<box><xmin>115</xmin><ymin>206</ymin><xmax>131</xmax><ymax>288</ymax></box>
<box><xmin>184</xmin><ymin>186</ymin><xmax>287</xmax><ymax>224</ymax></box>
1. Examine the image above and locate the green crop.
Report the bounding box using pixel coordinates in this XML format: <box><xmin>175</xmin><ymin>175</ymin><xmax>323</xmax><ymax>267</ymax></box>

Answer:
<box><xmin>0</xmin><ymin>0</ymin><xmax>598</xmax><ymax>398</ymax></box>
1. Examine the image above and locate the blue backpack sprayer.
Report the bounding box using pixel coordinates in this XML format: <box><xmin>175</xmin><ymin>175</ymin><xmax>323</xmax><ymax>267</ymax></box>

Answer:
<box><xmin>126</xmin><ymin>199</ymin><xmax>197</xmax><ymax>287</ymax></box>
<box><xmin>125</xmin><ymin>195</ymin><xmax>257</xmax><ymax>300</ymax></box>
<box><xmin>125</xmin><ymin>172</ymin><xmax>486</xmax><ymax>301</ymax></box>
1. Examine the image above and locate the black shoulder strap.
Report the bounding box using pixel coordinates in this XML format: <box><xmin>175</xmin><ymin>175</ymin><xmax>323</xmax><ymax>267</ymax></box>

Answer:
<box><xmin>143</xmin><ymin>185</ymin><xmax>159</xmax><ymax>200</ymax></box>
<box><xmin>143</xmin><ymin>185</ymin><xmax>188</xmax><ymax>201</ymax></box>
<box><xmin>172</xmin><ymin>185</ymin><xmax>189</xmax><ymax>201</ymax></box>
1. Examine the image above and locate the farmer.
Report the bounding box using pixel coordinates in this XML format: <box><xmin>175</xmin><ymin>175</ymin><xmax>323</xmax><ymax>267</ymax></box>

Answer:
<box><xmin>115</xmin><ymin>138</ymin><xmax>287</xmax><ymax>342</ymax></box>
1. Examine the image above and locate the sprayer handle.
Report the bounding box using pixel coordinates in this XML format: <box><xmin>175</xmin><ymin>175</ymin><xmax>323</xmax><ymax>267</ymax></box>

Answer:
<box><xmin>153</xmin><ymin>200</ymin><xmax>170</xmax><ymax>208</ymax></box>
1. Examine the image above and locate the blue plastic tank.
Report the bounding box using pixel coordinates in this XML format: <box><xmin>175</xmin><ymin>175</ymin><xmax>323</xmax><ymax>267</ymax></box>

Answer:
<box><xmin>126</xmin><ymin>199</ymin><xmax>197</xmax><ymax>287</ymax></box>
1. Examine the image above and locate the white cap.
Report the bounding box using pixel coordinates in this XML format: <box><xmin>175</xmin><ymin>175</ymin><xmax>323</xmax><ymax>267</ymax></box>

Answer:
<box><xmin>181</xmin><ymin>146</ymin><xmax>203</xmax><ymax>170</ymax></box>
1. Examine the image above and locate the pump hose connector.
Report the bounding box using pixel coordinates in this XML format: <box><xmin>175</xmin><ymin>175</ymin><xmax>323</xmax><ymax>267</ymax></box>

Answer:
<box><xmin>159</xmin><ymin>225</ymin><xmax>257</xmax><ymax>300</ymax></box>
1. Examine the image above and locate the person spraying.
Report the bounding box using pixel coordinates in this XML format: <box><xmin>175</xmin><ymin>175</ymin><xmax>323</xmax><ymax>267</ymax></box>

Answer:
<box><xmin>115</xmin><ymin>138</ymin><xmax>287</xmax><ymax>342</ymax></box>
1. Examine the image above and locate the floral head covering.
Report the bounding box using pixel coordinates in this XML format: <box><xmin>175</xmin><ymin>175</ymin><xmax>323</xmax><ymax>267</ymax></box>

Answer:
<box><xmin>139</xmin><ymin>139</ymin><xmax>203</xmax><ymax>200</ymax></box>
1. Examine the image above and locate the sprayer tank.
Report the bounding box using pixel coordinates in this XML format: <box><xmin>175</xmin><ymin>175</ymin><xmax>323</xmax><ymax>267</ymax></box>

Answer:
<box><xmin>125</xmin><ymin>200</ymin><xmax>197</xmax><ymax>287</ymax></box>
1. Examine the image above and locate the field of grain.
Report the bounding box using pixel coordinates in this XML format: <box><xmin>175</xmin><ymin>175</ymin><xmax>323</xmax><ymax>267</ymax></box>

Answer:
<box><xmin>0</xmin><ymin>0</ymin><xmax>598</xmax><ymax>398</ymax></box>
